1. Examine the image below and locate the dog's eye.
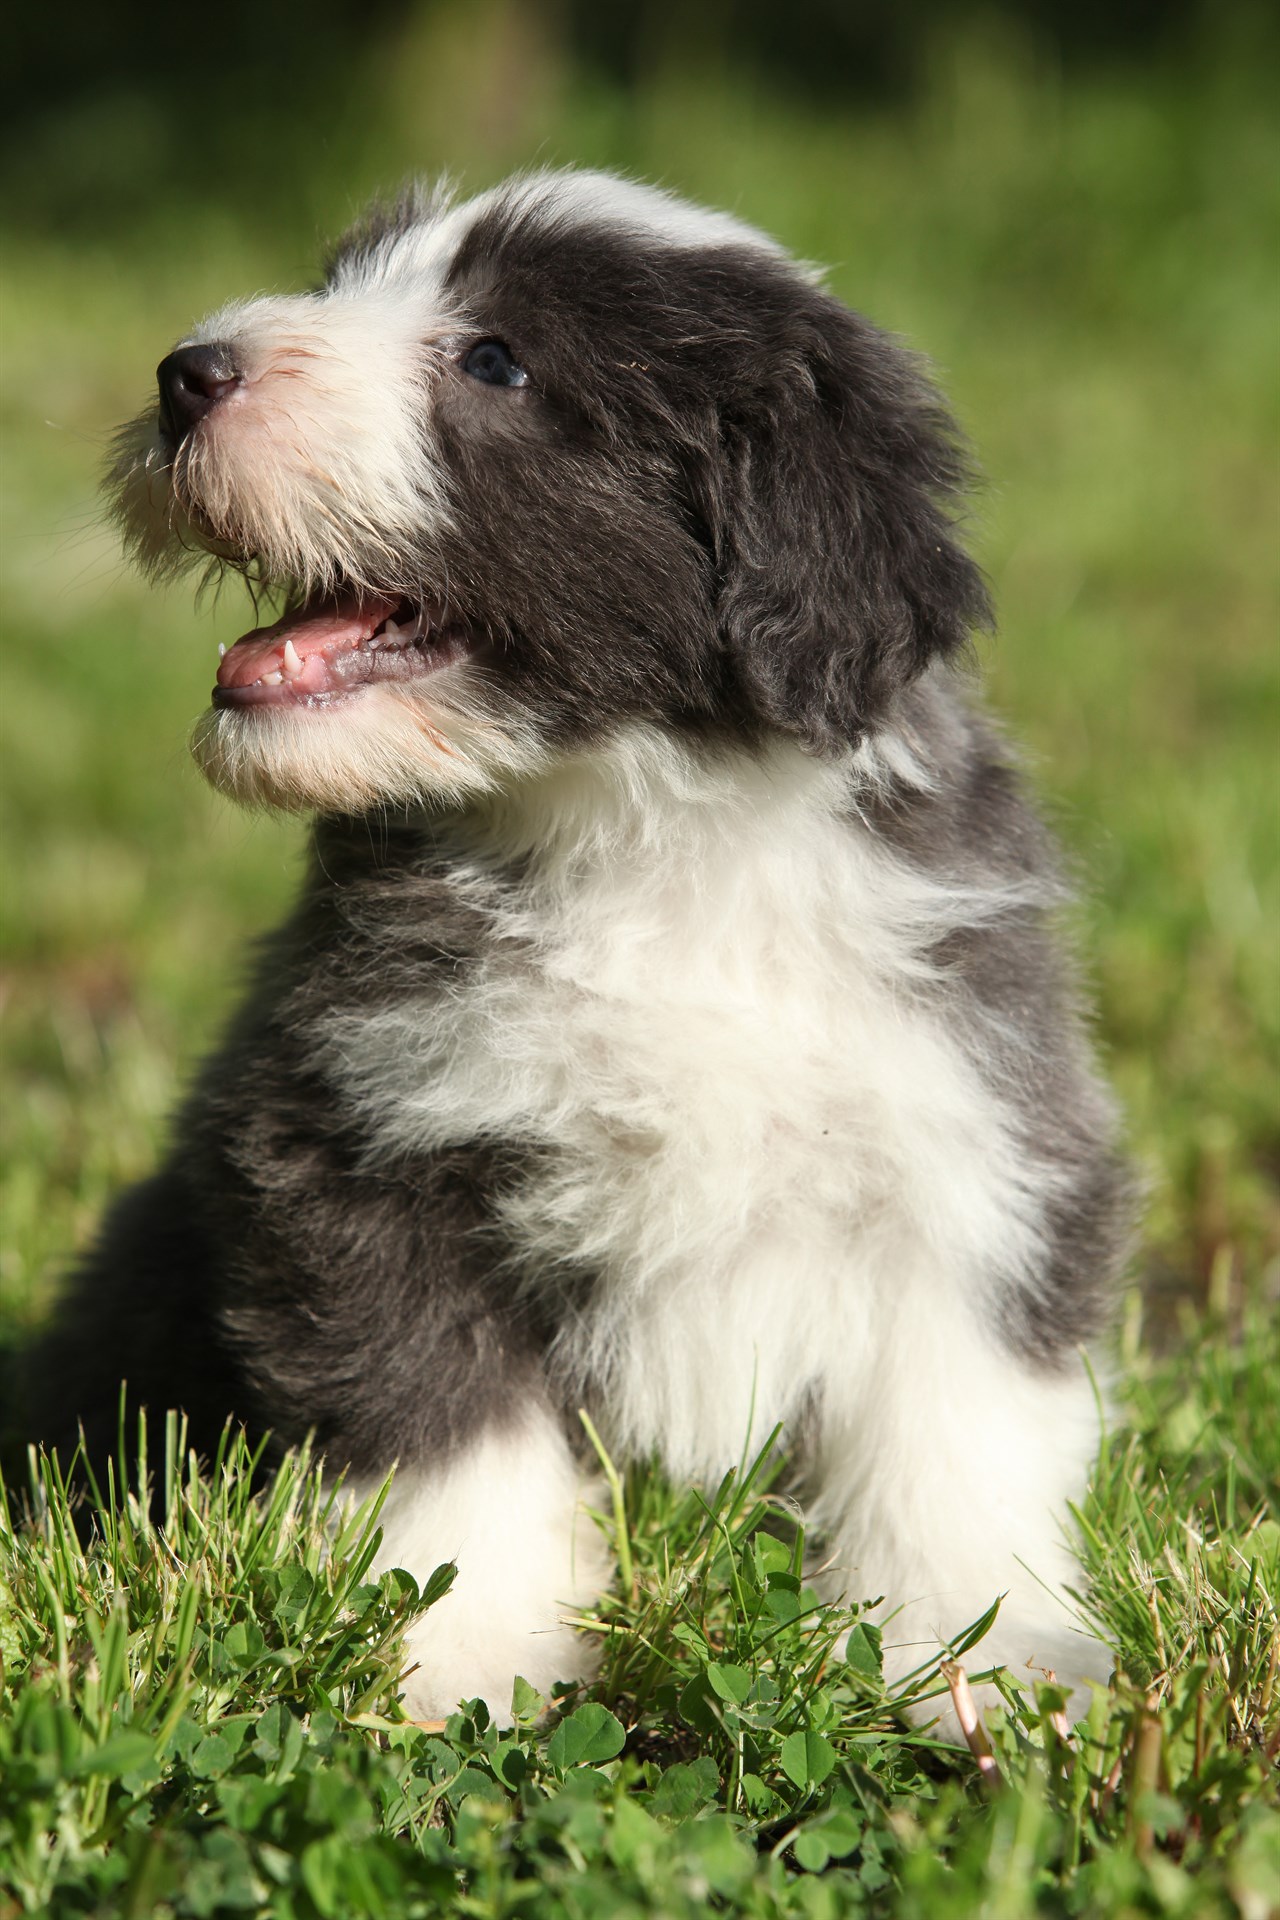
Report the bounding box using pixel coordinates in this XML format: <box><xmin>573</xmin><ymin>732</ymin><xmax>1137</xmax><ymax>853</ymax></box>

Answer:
<box><xmin>462</xmin><ymin>339</ymin><xmax>528</xmax><ymax>388</ymax></box>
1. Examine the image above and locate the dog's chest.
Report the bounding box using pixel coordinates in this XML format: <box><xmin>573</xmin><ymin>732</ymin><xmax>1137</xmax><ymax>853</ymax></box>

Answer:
<box><xmin>313</xmin><ymin>778</ymin><xmax>1027</xmax><ymax>1467</ymax></box>
<box><xmin>318</xmin><ymin>790</ymin><xmax>1004</xmax><ymax>1265</ymax></box>
<box><xmin>323</xmin><ymin>853</ymin><xmax>868</xmax><ymax>1245</ymax></box>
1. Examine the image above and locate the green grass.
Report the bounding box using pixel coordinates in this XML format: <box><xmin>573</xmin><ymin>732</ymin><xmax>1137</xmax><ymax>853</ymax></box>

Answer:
<box><xmin>1</xmin><ymin>1351</ymin><xmax>1277</xmax><ymax>1918</ymax></box>
<box><xmin>1</xmin><ymin>16</ymin><xmax>1277</xmax><ymax>1916</ymax></box>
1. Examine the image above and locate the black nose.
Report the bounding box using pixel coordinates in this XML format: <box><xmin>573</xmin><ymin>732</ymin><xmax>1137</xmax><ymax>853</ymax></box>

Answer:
<box><xmin>156</xmin><ymin>343</ymin><xmax>241</xmax><ymax>442</ymax></box>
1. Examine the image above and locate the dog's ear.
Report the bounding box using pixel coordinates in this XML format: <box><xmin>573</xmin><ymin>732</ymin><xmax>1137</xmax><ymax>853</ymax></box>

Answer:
<box><xmin>696</xmin><ymin>283</ymin><xmax>991</xmax><ymax>751</ymax></box>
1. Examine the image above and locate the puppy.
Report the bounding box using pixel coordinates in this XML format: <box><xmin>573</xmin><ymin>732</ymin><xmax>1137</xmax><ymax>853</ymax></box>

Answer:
<box><xmin>38</xmin><ymin>170</ymin><xmax>1131</xmax><ymax>1727</ymax></box>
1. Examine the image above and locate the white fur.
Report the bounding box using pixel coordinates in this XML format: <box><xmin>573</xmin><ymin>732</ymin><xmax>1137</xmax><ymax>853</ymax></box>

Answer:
<box><xmin>809</xmin><ymin>1282</ymin><xmax>1110</xmax><ymax>1722</ymax></box>
<box><xmin>317</xmin><ymin>724</ymin><xmax>1108</xmax><ymax>1726</ymax></box>
<box><xmin>353</xmin><ymin>1404</ymin><xmax>611</xmax><ymax>1724</ymax></box>
<box><xmin>115</xmin><ymin>285</ymin><xmax>455</xmax><ymax>598</ymax></box>
<box><xmin>190</xmin><ymin>668</ymin><xmax>549</xmax><ymax>813</ymax></box>
<box><xmin>479</xmin><ymin>168</ymin><xmax>781</xmax><ymax>253</ymax></box>
<box><xmin>113</xmin><ymin>185</ymin><xmax>462</xmax><ymax>592</ymax></box>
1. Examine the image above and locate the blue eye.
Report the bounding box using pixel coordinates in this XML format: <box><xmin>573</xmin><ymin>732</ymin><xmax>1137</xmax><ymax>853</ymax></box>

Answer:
<box><xmin>462</xmin><ymin>339</ymin><xmax>528</xmax><ymax>388</ymax></box>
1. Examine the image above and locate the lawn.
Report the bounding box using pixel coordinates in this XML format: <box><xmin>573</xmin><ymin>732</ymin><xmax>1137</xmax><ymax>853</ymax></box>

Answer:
<box><xmin>1</xmin><ymin>15</ymin><xmax>1277</xmax><ymax>1916</ymax></box>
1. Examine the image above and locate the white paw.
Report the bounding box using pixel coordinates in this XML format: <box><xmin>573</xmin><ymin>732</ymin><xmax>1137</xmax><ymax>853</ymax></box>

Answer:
<box><xmin>396</xmin><ymin>1597</ymin><xmax>601</xmax><ymax>1725</ymax></box>
<box><xmin>351</xmin><ymin>1410</ymin><xmax>614</xmax><ymax>1726</ymax></box>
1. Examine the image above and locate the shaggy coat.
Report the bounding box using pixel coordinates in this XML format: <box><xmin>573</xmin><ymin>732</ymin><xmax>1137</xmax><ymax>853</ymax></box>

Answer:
<box><xmin>35</xmin><ymin>170</ymin><xmax>1131</xmax><ymax>1729</ymax></box>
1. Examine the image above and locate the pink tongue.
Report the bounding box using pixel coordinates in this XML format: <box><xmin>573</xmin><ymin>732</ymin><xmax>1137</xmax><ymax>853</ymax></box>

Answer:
<box><xmin>216</xmin><ymin>593</ymin><xmax>400</xmax><ymax>690</ymax></box>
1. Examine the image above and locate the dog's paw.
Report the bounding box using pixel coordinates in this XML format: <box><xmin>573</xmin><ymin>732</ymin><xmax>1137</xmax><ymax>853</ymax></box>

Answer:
<box><xmin>396</xmin><ymin>1600</ymin><xmax>600</xmax><ymax>1726</ymax></box>
<box><xmin>353</xmin><ymin>1410</ymin><xmax>614</xmax><ymax>1726</ymax></box>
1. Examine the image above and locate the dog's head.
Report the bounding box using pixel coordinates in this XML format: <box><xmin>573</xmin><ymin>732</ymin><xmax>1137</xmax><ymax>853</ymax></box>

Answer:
<box><xmin>111</xmin><ymin>169</ymin><xmax>989</xmax><ymax>812</ymax></box>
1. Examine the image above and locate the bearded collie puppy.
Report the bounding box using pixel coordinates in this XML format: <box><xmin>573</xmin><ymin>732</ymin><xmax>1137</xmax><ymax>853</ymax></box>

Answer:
<box><xmin>35</xmin><ymin>169</ymin><xmax>1130</xmax><ymax>1731</ymax></box>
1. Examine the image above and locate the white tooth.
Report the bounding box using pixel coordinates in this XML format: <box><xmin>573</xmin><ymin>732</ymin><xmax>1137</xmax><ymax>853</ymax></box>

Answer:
<box><xmin>218</xmin><ymin>642</ymin><xmax>227</xmax><ymax>658</ymax></box>
<box><xmin>381</xmin><ymin>618</ymin><xmax>402</xmax><ymax>643</ymax></box>
<box><xmin>282</xmin><ymin>637</ymin><xmax>303</xmax><ymax>678</ymax></box>
<box><xmin>260</xmin><ymin>671</ymin><xmax>283</xmax><ymax>686</ymax></box>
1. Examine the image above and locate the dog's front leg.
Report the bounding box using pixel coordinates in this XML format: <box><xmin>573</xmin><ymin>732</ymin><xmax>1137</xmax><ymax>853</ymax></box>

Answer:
<box><xmin>209</xmin><ymin>1147</ymin><xmax>611</xmax><ymax>1722</ymax></box>
<box><xmin>807</xmin><ymin>1276</ymin><xmax>1112</xmax><ymax>1736</ymax></box>
<box><xmin>348</xmin><ymin>1402</ymin><xmax>610</xmax><ymax>1724</ymax></box>
<box><xmin>196</xmin><ymin>1113</ymin><xmax>612</xmax><ymax>1725</ymax></box>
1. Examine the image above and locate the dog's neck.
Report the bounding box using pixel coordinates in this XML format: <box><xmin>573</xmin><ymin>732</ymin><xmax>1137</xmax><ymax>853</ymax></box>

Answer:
<box><xmin>454</xmin><ymin>727</ymin><xmax>854</xmax><ymax>878</ymax></box>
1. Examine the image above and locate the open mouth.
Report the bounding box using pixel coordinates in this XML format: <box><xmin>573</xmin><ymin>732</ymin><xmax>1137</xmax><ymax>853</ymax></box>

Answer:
<box><xmin>212</xmin><ymin>593</ymin><xmax>473</xmax><ymax>710</ymax></box>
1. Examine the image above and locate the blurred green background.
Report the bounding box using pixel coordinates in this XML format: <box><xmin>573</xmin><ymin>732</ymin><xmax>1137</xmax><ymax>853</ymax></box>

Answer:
<box><xmin>1</xmin><ymin>1</ymin><xmax>1277</xmax><ymax>1361</ymax></box>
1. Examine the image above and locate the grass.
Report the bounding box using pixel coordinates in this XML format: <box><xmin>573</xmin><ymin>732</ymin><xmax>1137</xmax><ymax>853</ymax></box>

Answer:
<box><xmin>1</xmin><ymin>13</ymin><xmax>1277</xmax><ymax>1915</ymax></box>
<box><xmin>1</xmin><ymin>1348</ymin><xmax>1277</xmax><ymax>1918</ymax></box>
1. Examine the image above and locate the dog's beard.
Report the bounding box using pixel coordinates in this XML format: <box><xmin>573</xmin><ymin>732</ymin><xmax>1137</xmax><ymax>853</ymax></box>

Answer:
<box><xmin>191</xmin><ymin>671</ymin><xmax>548</xmax><ymax>814</ymax></box>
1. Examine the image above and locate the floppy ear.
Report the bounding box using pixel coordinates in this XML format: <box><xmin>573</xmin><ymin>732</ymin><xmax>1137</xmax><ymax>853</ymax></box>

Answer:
<box><xmin>704</xmin><ymin>286</ymin><xmax>991</xmax><ymax>751</ymax></box>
